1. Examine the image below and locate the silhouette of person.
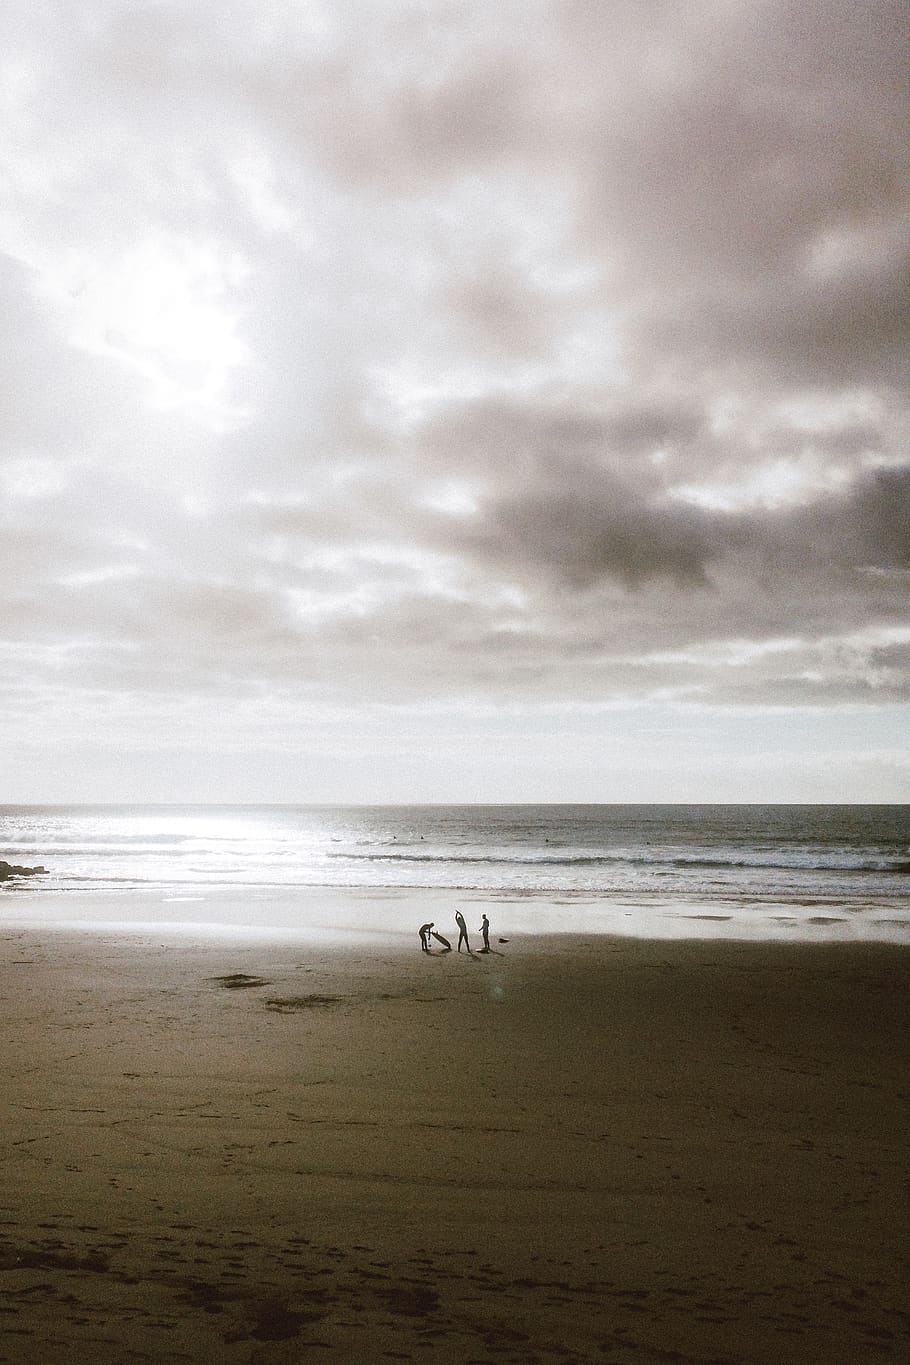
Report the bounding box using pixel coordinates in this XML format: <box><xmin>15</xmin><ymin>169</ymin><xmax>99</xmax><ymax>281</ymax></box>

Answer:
<box><xmin>479</xmin><ymin>914</ymin><xmax>490</xmax><ymax>952</ymax></box>
<box><xmin>455</xmin><ymin>910</ymin><xmax>470</xmax><ymax>953</ymax></box>
<box><xmin>419</xmin><ymin>921</ymin><xmax>434</xmax><ymax>952</ymax></box>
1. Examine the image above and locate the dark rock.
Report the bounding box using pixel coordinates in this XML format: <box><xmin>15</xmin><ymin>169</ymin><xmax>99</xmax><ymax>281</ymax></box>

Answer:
<box><xmin>0</xmin><ymin>860</ymin><xmax>47</xmax><ymax>881</ymax></box>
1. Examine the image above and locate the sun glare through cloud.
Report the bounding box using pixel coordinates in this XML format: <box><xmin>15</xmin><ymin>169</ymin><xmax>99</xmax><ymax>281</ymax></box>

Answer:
<box><xmin>62</xmin><ymin>237</ymin><xmax>251</xmax><ymax>422</ymax></box>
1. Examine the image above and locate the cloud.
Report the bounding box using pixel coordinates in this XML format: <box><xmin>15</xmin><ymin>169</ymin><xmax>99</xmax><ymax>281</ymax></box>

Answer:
<box><xmin>567</xmin><ymin>0</ymin><xmax>910</xmax><ymax>387</ymax></box>
<box><xmin>1</xmin><ymin>0</ymin><xmax>908</xmax><ymax>796</ymax></box>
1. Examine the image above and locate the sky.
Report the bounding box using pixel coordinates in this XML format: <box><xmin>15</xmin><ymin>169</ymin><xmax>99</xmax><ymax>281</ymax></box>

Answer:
<box><xmin>1</xmin><ymin>0</ymin><xmax>908</xmax><ymax>803</ymax></box>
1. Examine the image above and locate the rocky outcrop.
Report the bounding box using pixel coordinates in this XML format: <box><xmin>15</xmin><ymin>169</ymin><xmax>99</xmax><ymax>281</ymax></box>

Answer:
<box><xmin>0</xmin><ymin>860</ymin><xmax>47</xmax><ymax>881</ymax></box>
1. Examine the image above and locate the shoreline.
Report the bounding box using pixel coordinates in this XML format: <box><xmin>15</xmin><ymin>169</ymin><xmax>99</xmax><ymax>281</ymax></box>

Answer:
<box><xmin>2</xmin><ymin>923</ymin><xmax>908</xmax><ymax>1361</ymax></box>
<box><xmin>4</xmin><ymin>880</ymin><xmax>910</xmax><ymax>945</ymax></box>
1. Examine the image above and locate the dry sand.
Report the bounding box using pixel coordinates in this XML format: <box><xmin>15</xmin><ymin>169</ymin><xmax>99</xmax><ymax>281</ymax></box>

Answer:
<box><xmin>1</xmin><ymin>921</ymin><xmax>908</xmax><ymax>1363</ymax></box>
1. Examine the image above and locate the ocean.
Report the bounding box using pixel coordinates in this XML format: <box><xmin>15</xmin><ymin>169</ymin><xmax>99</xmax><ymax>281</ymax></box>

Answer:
<box><xmin>1</xmin><ymin>803</ymin><xmax>909</xmax><ymax>942</ymax></box>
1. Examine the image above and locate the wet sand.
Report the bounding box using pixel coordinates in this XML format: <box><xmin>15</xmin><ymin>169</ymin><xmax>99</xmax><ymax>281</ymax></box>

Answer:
<box><xmin>1</xmin><ymin>923</ymin><xmax>908</xmax><ymax>1363</ymax></box>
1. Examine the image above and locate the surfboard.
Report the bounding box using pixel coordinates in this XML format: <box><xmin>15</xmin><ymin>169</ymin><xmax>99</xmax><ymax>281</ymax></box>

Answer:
<box><xmin>431</xmin><ymin>931</ymin><xmax>452</xmax><ymax>949</ymax></box>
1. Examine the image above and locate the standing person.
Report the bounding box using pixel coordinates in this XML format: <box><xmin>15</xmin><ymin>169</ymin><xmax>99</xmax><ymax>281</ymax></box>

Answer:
<box><xmin>419</xmin><ymin>922</ymin><xmax>434</xmax><ymax>952</ymax></box>
<box><xmin>479</xmin><ymin>913</ymin><xmax>491</xmax><ymax>953</ymax></box>
<box><xmin>455</xmin><ymin>910</ymin><xmax>470</xmax><ymax>953</ymax></box>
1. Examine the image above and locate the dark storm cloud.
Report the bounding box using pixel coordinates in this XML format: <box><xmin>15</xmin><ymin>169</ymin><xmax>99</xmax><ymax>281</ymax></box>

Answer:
<box><xmin>219</xmin><ymin>434</ymin><xmax>910</xmax><ymax>708</ymax></box>
<box><xmin>463</xmin><ymin>483</ymin><xmax>714</xmax><ymax>589</ymax></box>
<box><xmin>406</xmin><ymin>389</ymin><xmax>909</xmax><ymax>595</ymax></box>
<box><xmin>478</xmin><ymin>456</ymin><xmax>910</xmax><ymax>594</ymax></box>
<box><xmin>826</xmin><ymin>464</ymin><xmax>910</xmax><ymax>569</ymax></box>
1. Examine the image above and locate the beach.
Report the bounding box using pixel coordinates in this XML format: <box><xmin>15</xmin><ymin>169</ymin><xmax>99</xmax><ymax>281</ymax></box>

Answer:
<box><xmin>2</xmin><ymin>911</ymin><xmax>908</xmax><ymax>1363</ymax></box>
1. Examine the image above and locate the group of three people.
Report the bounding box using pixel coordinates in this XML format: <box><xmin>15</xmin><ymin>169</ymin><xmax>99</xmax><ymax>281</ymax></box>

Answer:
<box><xmin>419</xmin><ymin>911</ymin><xmax>491</xmax><ymax>954</ymax></box>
